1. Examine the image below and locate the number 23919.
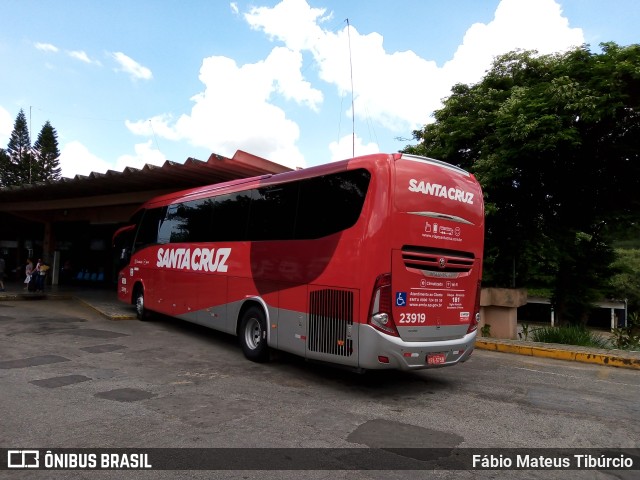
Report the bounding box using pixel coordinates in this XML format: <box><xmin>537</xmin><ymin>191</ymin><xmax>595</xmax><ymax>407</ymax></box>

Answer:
<box><xmin>398</xmin><ymin>313</ymin><xmax>427</xmax><ymax>324</ymax></box>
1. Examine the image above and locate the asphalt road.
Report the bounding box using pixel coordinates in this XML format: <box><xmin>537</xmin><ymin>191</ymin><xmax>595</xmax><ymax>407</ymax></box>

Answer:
<box><xmin>1</xmin><ymin>299</ymin><xmax>639</xmax><ymax>479</ymax></box>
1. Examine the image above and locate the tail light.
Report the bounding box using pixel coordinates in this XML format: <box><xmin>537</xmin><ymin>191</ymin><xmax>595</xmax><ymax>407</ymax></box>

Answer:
<box><xmin>467</xmin><ymin>279</ymin><xmax>481</xmax><ymax>334</ymax></box>
<box><xmin>368</xmin><ymin>273</ymin><xmax>399</xmax><ymax>337</ymax></box>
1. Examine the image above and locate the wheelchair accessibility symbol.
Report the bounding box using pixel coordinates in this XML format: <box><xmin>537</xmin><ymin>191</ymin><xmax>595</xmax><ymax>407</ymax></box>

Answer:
<box><xmin>396</xmin><ymin>292</ymin><xmax>407</xmax><ymax>307</ymax></box>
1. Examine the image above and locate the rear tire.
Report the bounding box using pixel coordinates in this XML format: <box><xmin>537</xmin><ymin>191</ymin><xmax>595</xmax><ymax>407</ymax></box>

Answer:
<box><xmin>239</xmin><ymin>306</ymin><xmax>269</xmax><ymax>362</ymax></box>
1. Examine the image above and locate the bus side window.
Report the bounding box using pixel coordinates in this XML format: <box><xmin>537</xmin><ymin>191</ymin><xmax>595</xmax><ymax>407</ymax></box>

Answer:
<box><xmin>157</xmin><ymin>205</ymin><xmax>181</xmax><ymax>244</ymax></box>
<box><xmin>295</xmin><ymin>169</ymin><xmax>371</xmax><ymax>239</ymax></box>
<box><xmin>155</xmin><ymin>199</ymin><xmax>215</xmax><ymax>244</ymax></box>
<box><xmin>248</xmin><ymin>183</ymin><xmax>298</xmax><ymax>241</ymax></box>
<box><xmin>183</xmin><ymin>198</ymin><xmax>215</xmax><ymax>242</ymax></box>
<box><xmin>133</xmin><ymin>207</ymin><xmax>167</xmax><ymax>252</ymax></box>
<box><xmin>212</xmin><ymin>191</ymin><xmax>252</xmax><ymax>242</ymax></box>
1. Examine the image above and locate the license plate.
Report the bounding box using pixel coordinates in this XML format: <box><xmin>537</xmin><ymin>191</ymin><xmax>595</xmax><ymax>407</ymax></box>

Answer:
<box><xmin>427</xmin><ymin>353</ymin><xmax>446</xmax><ymax>365</ymax></box>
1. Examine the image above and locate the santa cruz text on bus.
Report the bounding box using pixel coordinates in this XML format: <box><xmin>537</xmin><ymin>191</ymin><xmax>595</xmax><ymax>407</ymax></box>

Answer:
<box><xmin>156</xmin><ymin>247</ymin><xmax>231</xmax><ymax>272</ymax></box>
<box><xmin>408</xmin><ymin>178</ymin><xmax>475</xmax><ymax>205</ymax></box>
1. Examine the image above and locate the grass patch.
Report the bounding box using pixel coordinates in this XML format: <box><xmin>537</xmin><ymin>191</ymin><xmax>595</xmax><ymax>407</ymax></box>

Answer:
<box><xmin>530</xmin><ymin>325</ymin><xmax>610</xmax><ymax>348</ymax></box>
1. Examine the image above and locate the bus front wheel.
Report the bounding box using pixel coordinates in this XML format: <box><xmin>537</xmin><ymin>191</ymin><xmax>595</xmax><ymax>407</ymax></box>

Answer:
<box><xmin>134</xmin><ymin>287</ymin><xmax>149</xmax><ymax>321</ymax></box>
<box><xmin>239</xmin><ymin>306</ymin><xmax>269</xmax><ymax>362</ymax></box>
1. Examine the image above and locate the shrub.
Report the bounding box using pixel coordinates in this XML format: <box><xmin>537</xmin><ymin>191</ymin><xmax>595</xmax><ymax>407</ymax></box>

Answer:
<box><xmin>530</xmin><ymin>325</ymin><xmax>609</xmax><ymax>348</ymax></box>
<box><xmin>611</xmin><ymin>312</ymin><xmax>640</xmax><ymax>351</ymax></box>
<box><xmin>480</xmin><ymin>324</ymin><xmax>491</xmax><ymax>337</ymax></box>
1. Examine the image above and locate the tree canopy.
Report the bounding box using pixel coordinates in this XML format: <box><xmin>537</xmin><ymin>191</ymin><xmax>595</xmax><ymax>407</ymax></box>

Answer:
<box><xmin>404</xmin><ymin>43</ymin><xmax>640</xmax><ymax>323</ymax></box>
<box><xmin>33</xmin><ymin>121</ymin><xmax>61</xmax><ymax>182</ymax></box>
<box><xmin>0</xmin><ymin>109</ymin><xmax>61</xmax><ymax>186</ymax></box>
<box><xmin>0</xmin><ymin>109</ymin><xmax>32</xmax><ymax>186</ymax></box>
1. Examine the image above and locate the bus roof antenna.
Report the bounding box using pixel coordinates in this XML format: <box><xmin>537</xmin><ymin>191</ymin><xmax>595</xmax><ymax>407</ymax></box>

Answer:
<box><xmin>345</xmin><ymin>18</ymin><xmax>355</xmax><ymax>158</ymax></box>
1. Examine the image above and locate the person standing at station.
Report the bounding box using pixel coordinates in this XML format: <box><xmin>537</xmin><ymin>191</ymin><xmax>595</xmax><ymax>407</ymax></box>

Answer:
<box><xmin>34</xmin><ymin>258</ymin><xmax>47</xmax><ymax>292</ymax></box>
<box><xmin>0</xmin><ymin>255</ymin><xmax>5</xmax><ymax>292</ymax></box>
<box><xmin>24</xmin><ymin>258</ymin><xmax>34</xmax><ymax>290</ymax></box>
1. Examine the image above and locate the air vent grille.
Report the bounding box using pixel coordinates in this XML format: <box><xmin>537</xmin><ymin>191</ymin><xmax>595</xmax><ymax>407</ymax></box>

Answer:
<box><xmin>402</xmin><ymin>246</ymin><xmax>474</xmax><ymax>273</ymax></box>
<box><xmin>308</xmin><ymin>289</ymin><xmax>354</xmax><ymax>357</ymax></box>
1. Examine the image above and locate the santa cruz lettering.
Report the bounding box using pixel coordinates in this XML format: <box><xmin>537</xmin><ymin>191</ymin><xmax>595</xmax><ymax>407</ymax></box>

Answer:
<box><xmin>408</xmin><ymin>179</ymin><xmax>474</xmax><ymax>205</ymax></box>
<box><xmin>156</xmin><ymin>247</ymin><xmax>231</xmax><ymax>272</ymax></box>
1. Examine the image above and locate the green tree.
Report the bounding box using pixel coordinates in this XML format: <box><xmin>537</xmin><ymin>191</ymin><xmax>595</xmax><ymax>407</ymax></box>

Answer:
<box><xmin>609</xmin><ymin>248</ymin><xmax>640</xmax><ymax>313</ymax></box>
<box><xmin>33</xmin><ymin>121</ymin><xmax>61</xmax><ymax>181</ymax></box>
<box><xmin>2</xmin><ymin>109</ymin><xmax>33</xmax><ymax>186</ymax></box>
<box><xmin>0</xmin><ymin>148</ymin><xmax>10</xmax><ymax>186</ymax></box>
<box><xmin>404</xmin><ymin>43</ymin><xmax>640</xmax><ymax>325</ymax></box>
<box><xmin>1</xmin><ymin>110</ymin><xmax>63</xmax><ymax>186</ymax></box>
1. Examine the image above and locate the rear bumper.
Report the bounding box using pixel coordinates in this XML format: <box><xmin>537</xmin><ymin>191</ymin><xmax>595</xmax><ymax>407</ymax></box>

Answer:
<box><xmin>358</xmin><ymin>324</ymin><xmax>476</xmax><ymax>371</ymax></box>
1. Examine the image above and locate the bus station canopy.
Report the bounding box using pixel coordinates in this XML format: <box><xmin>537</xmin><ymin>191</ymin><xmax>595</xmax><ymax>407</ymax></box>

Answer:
<box><xmin>0</xmin><ymin>150</ymin><xmax>292</xmax><ymax>224</ymax></box>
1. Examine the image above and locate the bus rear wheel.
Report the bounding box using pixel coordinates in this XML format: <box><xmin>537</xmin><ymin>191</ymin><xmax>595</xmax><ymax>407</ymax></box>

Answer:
<box><xmin>239</xmin><ymin>306</ymin><xmax>269</xmax><ymax>362</ymax></box>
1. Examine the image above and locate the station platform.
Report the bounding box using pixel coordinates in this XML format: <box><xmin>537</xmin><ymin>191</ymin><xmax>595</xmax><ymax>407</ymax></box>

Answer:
<box><xmin>0</xmin><ymin>282</ymin><xmax>137</xmax><ymax>320</ymax></box>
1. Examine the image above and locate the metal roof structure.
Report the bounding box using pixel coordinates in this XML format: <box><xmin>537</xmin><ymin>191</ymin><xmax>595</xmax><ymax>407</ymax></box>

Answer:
<box><xmin>0</xmin><ymin>150</ymin><xmax>292</xmax><ymax>222</ymax></box>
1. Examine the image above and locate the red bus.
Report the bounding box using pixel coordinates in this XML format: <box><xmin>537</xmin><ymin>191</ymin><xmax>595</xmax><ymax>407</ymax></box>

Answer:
<box><xmin>116</xmin><ymin>152</ymin><xmax>484</xmax><ymax>371</ymax></box>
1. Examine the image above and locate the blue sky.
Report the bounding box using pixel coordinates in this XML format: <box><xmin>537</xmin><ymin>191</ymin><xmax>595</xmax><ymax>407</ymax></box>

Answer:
<box><xmin>1</xmin><ymin>0</ymin><xmax>638</xmax><ymax>177</ymax></box>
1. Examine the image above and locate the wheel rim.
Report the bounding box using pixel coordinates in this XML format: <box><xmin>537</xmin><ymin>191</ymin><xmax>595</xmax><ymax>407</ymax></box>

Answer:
<box><xmin>244</xmin><ymin>317</ymin><xmax>262</xmax><ymax>350</ymax></box>
<box><xmin>136</xmin><ymin>293</ymin><xmax>144</xmax><ymax>317</ymax></box>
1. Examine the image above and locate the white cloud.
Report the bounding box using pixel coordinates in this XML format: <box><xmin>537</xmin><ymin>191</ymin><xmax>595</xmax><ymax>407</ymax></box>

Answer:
<box><xmin>125</xmin><ymin>115</ymin><xmax>182</xmax><ymax>141</ymax></box>
<box><xmin>111</xmin><ymin>52</ymin><xmax>153</xmax><ymax>81</ymax></box>
<box><xmin>269</xmin><ymin>47</ymin><xmax>323</xmax><ymax>111</ymax></box>
<box><xmin>329</xmin><ymin>134</ymin><xmax>379</xmax><ymax>162</ymax></box>
<box><xmin>114</xmin><ymin>140</ymin><xmax>166</xmax><ymax>171</ymax></box>
<box><xmin>127</xmin><ymin>46</ymin><xmax>323</xmax><ymax>169</ymax></box>
<box><xmin>244</xmin><ymin>0</ymin><xmax>584</xmax><ymax>133</ymax></box>
<box><xmin>245</xmin><ymin>0</ymin><xmax>332</xmax><ymax>52</ymax></box>
<box><xmin>61</xmin><ymin>139</ymin><xmax>165</xmax><ymax>178</ymax></box>
<box><xmin>125</xmin><ymin>0</ymin><xmax>584</xmax><ymax>170</ymax></box>
<box><xmin>68</xmin><ymin>50</ymin><xmax>101</xmax><ymax>65</ymax></box>
<box><xmin>0</xmin><ymin>105</ymin><xmax>13</xmax><ymax>145</ymax></box>
<box><xmin>59</xmin><ymin>141</ymin><xmax>113</xmax><ymax>178</ymax></box>
<box><xmin>34</xmin><ymin>42</ymin><xmax>59</xmax><ymax>53</ymax></box>
<box><xmin>230</xmin><ymin>2</ymin><xmax>239</xmax><ymax>15</ymax></box>
<box><xmin>442</xmin><ymin>0</ymin><xmax>584</xmax><ymax>87</ymax></box>
<box><xmin>34</xmin><ymin>42</ymin><xmax>101</xmax><ymax>65</ymax></box>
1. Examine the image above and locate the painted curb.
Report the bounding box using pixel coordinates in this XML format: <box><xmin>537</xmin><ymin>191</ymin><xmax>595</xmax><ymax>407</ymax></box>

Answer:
<box><xmin>476</xmin><ymin>338</ymin><xmax>640</xmax><ymax>370</ymax></box>
<box><xmin>74</xmin><ymin>297</ymin><xmax>137</xmax><ymax>321</ymax></box>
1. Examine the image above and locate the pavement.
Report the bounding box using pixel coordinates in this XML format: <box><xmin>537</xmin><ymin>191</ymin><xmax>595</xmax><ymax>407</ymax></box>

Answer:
<box><xmin>0</xmin><ymin>282</ymin><xmax>138</xmax><ymax>320</ymax></box>
<box><xmin>1</xmin><ymin>282</ymin><xmax>639</xmax><ymax>371</ymax></box>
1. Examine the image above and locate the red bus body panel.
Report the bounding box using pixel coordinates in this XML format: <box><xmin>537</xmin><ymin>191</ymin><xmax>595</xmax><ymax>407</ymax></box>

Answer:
<box><xmin>117</xmin><ymin>153</ymin><xmax>484</xmax><ymax>371</ymax></box>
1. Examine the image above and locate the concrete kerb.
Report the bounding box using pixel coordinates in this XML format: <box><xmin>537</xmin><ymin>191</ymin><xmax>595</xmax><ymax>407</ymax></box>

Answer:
<box><xmin>476</xmin><ymin>338</ymin><xmax>640</xmax><ymax>371</ymax></box>
<box><xmin>73</xmin><ymin>296</ymin><xmax>137</xmax><ymax>321</ymax></box>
